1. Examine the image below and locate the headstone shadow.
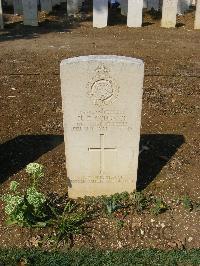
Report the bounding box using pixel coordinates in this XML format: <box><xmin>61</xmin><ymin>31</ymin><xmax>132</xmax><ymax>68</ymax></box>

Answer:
<box><xmin>0</xmin><ymin>134</ymin><xmax>64</xmax><ymax>183</ymax></box>
<box><xmin>142</xmin><ymin>21</ymin><xmax>155</xmax><ymax>27</ymax></box>
<box><xmin>137</xmin><ymin>134</ymin><xmax>185</xmax><ymax>190</ymax></box>
<box><xmin>176</xmin><ymin>22</ymin><xmax>185</xmax><ymax>28</ymax></box>
<box><xmin>0</xmin><ymin>133</ymin><xmax>185</xmax><ymax>192</ymax></box>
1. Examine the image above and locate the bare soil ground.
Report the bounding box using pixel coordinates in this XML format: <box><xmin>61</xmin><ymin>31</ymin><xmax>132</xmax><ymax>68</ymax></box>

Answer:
<box><xmin>0</xmin><ymin>4</ymin><xmax>199</xmax><ymax>250</ymax></box>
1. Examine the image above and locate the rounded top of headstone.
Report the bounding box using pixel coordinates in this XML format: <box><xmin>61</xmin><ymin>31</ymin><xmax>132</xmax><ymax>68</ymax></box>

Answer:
<box><xmin>61</xmin><ymin>55</ymin><xmax>144</xmax><ymax>66</ymax></box>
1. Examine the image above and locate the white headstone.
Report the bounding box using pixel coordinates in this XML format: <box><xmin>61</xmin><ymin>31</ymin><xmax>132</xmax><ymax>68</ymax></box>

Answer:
<box><xmin>60</xmin><ymin>55</ymin><xmax>144</xmax><ymax>198</ymax></box>
<box><xmin>0</xmin><ymin>0</ymin><xmax>3</xmax><ymax>29</ymax></box>
<box><xmin>121</xmin><ymin>0</ymin><xmax>128</xmax><ymax>16</ymax></box>
<box><xmin>13</xmin><ymin>0</ymin><xmax>23</xmax><ymax>15</ymax></box>
<box><xmin>40</xmin><ymin>0</ymin><xmax>52</xmax><ymax>12</ymax></box>
<box><xmin>161</xmin><ymin>0</ymin><xmax>178</xmax><ymax>28</ymax></box>
<box><xmin>127</xmin><ymin>0</ymin><xmax>143</xmax><ymax>27</ymax></box>
<box><xmin>22</xmin><ymin>0</ymin><xmax>38</xmax><ymax>26</ymax></box>
<box><xmin>194</xmin><ymin>0</ymin><xmax>200</xmax><ymax>29</ymax></box>
<box><xmin>93</xmin><ymin>0</ymin><xmax>108</xmax><ymax>28</ymax></box>
<box><xmin>67</xmin><ymin>0</ymin><xmax>79</xmax><ymax>16</ymax></box>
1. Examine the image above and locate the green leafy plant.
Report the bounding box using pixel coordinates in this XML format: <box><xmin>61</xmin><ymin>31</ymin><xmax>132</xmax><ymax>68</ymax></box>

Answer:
<box><xmin>115</xmin><ymin>218</ymin><xmax>125</xmax><ymax>229</ymax></box>
<box><xmin>84</xmin><ymin>192</ymin><xmax>148</xmax><ymax>216</ymax></box>
<box><xmin>150</xmin><ymin>198</ymin><xmax>168</xmax><ymax>215</ymax></box>
<box><xmin>104</xmin><ymin>198</ymin><xmax>120</xmax><ymax>214</ymax></box>
<box><xmin>26</xmin><ymin>163</ymin><xmax>44</xmax><ymax>187</ymax></box>
<box><xmin>181</xmin><ymin>195</ymin><xmax>193</xmax><ymax>211</ymax></box>
<box><xmin>49</xmin><ymin>201</ymin><xmax>88</xmax><ymax>245</ymax></box>
<box><xmin>130</xmin><ymin>191</ymin><xmax>149</xmax><ymax>212</ymax></box>
<box><xmin>101</xmin><ymin>193</ymin><xmax>127</xmax><ymax>215</ymax></box>
<box><xmin>181</xmin><ymin>195</ymin><xmax>200</xmax><ymax>212</ymax></box>
<box><xmin>1</xmin><ymin>163</ymin><xmax>48</xmax><ymax>227</ymax></box>
<box><xmin>57</xmin><ymin>212</ymin><xmax>87</xmax><ymax>242</ymax></box>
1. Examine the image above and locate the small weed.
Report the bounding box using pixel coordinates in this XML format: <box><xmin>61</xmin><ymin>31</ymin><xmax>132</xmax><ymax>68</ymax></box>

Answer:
<box><xmin>104</xmin><ymin>198</ymin><xmax>120</xmax><ymax>215</ymax></box>
<box><xmin>181</xmin><ymin>195</ymin><xmax>193</xmax><ymax>211</ymax></box>
<box><xmin>49</xmin><ymin>200</ymin><xmax>88</xmax><ymax>245</ymax></box>
<box><xmin>56</xmin><ymin>212</ymin><xmax>87</xmax><ymax>243</ymax></box>
<box><xmin>130</xmin><ymin>192</ymin><xmax>149</xmax><ymax>212</ymax></box>
<box><xmin>193</xmin><ymin>202</ymin><xmax>200</xmax><ymax>211</ymax></box>
<box><xmin>150</xmin><ymin>198</ymin><xmax>168</xmax><ymax>215</ymax></box>
<box><xmin>115</xmin><ymin>218</ymin><xmax>125</xmax><ymax>229</ymax></box>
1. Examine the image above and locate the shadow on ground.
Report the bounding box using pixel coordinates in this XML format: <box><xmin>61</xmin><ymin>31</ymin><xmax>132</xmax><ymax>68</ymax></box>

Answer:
<box><xmin>0</xmin><ymin>133</ymin><xmax>184</xmax><ymax>191</ymax></box>
<box><xmin>137</xmin><ymin>134</ymin><xmax>185</xmax><ymax>190</ymax></box>
<box><xmin>0</xmin><ymin>134</ymin><xmax>64</xmax><ymax>183</ymax></box>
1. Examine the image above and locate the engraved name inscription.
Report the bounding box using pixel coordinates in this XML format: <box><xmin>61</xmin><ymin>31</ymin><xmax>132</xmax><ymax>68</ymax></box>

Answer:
<box><xmin>72</xmin><ymin>109</ymin><xmax>131</xmax><ymax>131</ymax></box>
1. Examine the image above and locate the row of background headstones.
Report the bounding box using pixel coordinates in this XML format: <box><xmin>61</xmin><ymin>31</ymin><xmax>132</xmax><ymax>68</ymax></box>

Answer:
<box><xmin>0</xmin><ymin>0</ymin><xmax>199</xmax><ymax>30</ymax></box>
<box><xmin>94</xmin><ymin>0</ymin><xmax>200</xmax><ymax>29</ymax></box>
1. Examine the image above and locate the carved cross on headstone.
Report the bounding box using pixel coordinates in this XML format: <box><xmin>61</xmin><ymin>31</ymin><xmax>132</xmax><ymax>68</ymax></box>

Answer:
<box><xmin>88</xmin><ymin>134</ymin><xmax>117</xmax><ymax>176</ymax></box>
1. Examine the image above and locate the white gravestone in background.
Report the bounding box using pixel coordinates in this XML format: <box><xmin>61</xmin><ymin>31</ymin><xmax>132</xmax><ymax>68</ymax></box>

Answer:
<box><xmin>22</xmin><ymin>0</ymin><xmax>38</xmax><ymax>26</ymax></box>
<box><xmin>13</xmin><ymin>0</ymin><xmax>23</xmax><ymax>15</ymax></box>
<box><xmin>40</xmin><ymin>0</ymin><xmax>52</xmax><ymax>13</ymax></box>
<box><xmin>0</xmin><ymin>0</ymin><xmax>3</xmax><ymax>29</ymax></box>
<box><xmin>67</xmin><ymin>0</ymin><xmax>79</xmax><ymax>16</ymax></box>
<box><xmin>161</xmin><ymin>0</ymin><xmax>178</xmax><ymax>28</ymax></box>
<box><xmin>121</xmin><ymin>0</ymin><xmax>128</xmax><ymax>16</ymax></box>
<box><xmin>194</xmin><ymin>0</ymin><xmax>200</xmax><ymax>29</ymax></box>
<box><xmin>127</xmin><ymin>0</ymin><xmax>143</xmax><ymax>27</ymax></box>
<box><xmin>93</xmin><ymin>0</ymin><xmax>108</xmax><ymax>28</ymax></box>
<box><xmin>60</xmin><ymin>55</ymin><xmax>144</xmax><ymax>198</ymax></box>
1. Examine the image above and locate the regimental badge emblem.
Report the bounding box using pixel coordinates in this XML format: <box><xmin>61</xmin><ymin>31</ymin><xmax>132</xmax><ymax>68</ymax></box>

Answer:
<box><xmin>87</xmin><ymin>64</ymin><xmax>119</xmax><ymax>107</ymax></box>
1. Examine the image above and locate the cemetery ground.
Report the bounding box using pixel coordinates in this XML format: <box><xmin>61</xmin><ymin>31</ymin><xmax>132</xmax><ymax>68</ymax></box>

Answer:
<box><xmin>0</xmin><ymin>5</ymin><xmax>200</xmax><ymax>265</ymax></box>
